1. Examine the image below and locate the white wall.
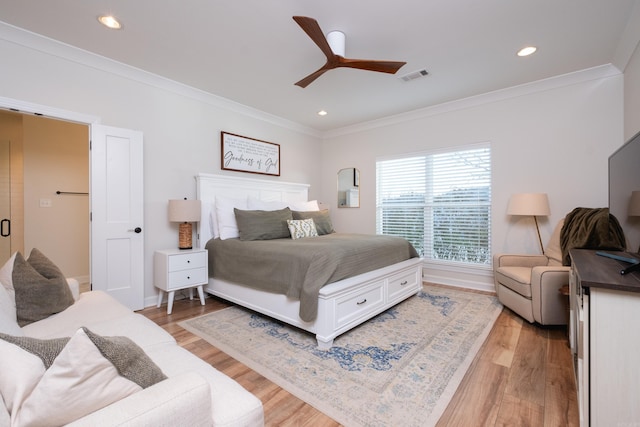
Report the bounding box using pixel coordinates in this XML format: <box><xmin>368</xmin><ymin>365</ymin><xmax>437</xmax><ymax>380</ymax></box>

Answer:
<box><xmin>321</xmin><ymin>67</ymin><xmax>624</xmax><ymax>288</ymax></box>
<box><xmin>0</xmin><ymin>30</ymin><xmax>323</xmax><ymax>306</ymax></box>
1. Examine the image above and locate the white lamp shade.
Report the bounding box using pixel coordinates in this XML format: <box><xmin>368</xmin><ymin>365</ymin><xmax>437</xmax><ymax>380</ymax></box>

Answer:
<box><xmin>507</xmin><ymin>193</ymin><xmax>550</xmax><ymax>216</ymax></box>
<box><xmin>629</xmin><ymin>191</ymin><xmax>640</xmax><ymax>216</ymax></box>
<box><xmin>168</xmin><ymin>199</ymin><xmax>201</xmax><ymax>222</ymax></box>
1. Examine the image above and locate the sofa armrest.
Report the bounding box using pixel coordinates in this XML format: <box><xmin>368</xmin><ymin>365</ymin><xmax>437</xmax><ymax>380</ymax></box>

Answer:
<box><xmin>530</xmin><ymin>265</ymin><xmax>571</xmax><ymax>324</ymax></box>
<box><xmin>493</xmin><ymin>253</ymin><xmax>549</xmax><ymax>269</ymax></box>
<box><xmin>66</xmin><ymin>372</ymin><xmax>213</xmax><ymax>427</ymax></box>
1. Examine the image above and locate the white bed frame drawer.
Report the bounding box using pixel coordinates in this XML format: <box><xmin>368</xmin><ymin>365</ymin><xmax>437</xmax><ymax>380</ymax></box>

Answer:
<box><xmin>388</xmin><ymin>269</ymin><xmax>421</xmax><ymax>304</ymax></box>
<box><xmin>335</xmin><ymin>281</ymin><xmax>385</xmax><ymax>329</ymax></box>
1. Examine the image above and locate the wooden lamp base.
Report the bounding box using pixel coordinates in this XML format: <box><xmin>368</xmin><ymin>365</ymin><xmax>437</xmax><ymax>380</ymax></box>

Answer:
<box><xmin>178</xmin><ymin>222</ymin><xmax>193</xmax><ymax>250</ymax></box>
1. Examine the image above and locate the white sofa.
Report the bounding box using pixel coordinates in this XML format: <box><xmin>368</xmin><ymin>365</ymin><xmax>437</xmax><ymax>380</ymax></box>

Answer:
<box><xmin>0</xmin><ymin>281</ymin><xmax>264</xmax><ymax>427</ymax></box>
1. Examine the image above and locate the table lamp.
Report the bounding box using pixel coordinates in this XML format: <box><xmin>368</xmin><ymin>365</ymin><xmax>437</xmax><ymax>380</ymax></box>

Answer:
<box><xmin>507</xmin><ymin>193</ymin><xmax>550</xmax><ymax>253</ymax></box>
<box><xmin>168</xmin><ymin>198</ymin><xmax>201</xmax><ymax>250</ymax></box>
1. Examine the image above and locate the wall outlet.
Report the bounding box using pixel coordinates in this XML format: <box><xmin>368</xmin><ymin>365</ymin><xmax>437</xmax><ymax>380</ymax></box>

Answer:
<box><xmin>39</xmin><ymin>198</ymin><xmax>52</xmax><ymax>208</ymax></box>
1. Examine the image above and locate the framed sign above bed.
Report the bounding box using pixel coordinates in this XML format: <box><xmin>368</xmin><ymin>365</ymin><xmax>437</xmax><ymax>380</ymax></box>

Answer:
<box><xmin>221</xmin><ymin>131</ymin><xmax>280</xmax><ymax>176</ymax></box>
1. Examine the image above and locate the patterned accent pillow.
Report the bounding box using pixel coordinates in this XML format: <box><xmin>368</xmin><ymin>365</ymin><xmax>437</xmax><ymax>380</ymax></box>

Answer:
<box><xmin>292</xmin><ymin>209</ymin><xmax>334</xmax><ymax>235</ymax></box>
<box><xmin>287</xmin><ymin>218</ymin><xmax>318</xmax><ymax>239</ymax></box>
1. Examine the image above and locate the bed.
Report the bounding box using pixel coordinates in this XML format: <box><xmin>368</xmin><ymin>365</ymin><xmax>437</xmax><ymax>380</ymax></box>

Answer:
<box><xmin>196</xmin><ymin>173</ymin><xmax>423</xmax><ymax>349</ymax></box>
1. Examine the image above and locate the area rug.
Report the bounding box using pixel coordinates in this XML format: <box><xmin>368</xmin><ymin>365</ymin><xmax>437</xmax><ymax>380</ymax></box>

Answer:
<box><xmin>179</xmin><ymin>285</ymin><xmax>502</xmax><ymax>427</ymax></box>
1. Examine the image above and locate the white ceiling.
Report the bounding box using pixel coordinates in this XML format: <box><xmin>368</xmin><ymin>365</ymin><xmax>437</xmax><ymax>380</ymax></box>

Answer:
<box><xmin>1</xmin><ymin>0</ymin><xmax>639</xmax><ymax>133</ymax></box>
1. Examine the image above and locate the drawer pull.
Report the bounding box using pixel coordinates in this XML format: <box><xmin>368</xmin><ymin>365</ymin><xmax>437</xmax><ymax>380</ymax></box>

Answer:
<box><xmin>356</xmin><ymin>299</ymin><xmax>367</xmax><ymax>305</ymax></box>
<box><xmin>187</xmin><ymin>260</ymin><xmax>191</xmax><ymax>263</ymax></box>
<box><xmin>400</xmin><ymin>280</ymin><xmax>408</xmax><ymax>286</ymax></box>
<box><xmin>187</xmin><ymin>276</ymin><xmax>191</xmax><ymax>280</ymax></box>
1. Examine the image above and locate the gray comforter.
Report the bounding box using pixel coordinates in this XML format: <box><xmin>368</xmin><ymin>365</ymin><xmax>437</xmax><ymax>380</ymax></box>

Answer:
<box><xmin>205</xmin><ymin>233</ymin><xmax>419</xmax><ymax>321</ymax></box>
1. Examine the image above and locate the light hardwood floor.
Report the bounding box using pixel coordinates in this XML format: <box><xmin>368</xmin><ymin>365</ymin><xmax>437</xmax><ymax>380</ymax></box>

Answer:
<box><xmin>139</xmin><ymin>286</ymin><xmax>579</xmax><ymax>427</ymax></box>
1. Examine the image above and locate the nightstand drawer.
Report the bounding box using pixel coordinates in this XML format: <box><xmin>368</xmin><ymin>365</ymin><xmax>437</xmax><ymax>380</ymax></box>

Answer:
<box><xmin>168</xmin><ymin>267</ymin><xmax>207</xmax><ymax>289</ymax></box>
<box><xmin>168</xmin><ymin>251</ymin><xmax>207</xmax><ymax>272</ymax></box>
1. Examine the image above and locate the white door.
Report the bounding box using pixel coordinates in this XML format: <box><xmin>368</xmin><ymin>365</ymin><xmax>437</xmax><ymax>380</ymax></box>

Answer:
<box><xmin>90</xmin><ymin>125</ymin><xmax>144</xmax><ymax>310</ymax></box>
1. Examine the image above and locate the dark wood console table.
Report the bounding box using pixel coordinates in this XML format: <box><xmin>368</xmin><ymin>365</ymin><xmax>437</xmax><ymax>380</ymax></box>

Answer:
<box><xmin>569</xmin><ymin>249</ymin><xmax>640</xmax><ymax>426</ymax></box>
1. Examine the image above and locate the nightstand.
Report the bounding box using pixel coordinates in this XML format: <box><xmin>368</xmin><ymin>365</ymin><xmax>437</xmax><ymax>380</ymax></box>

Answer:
<box><xmin>154</xmin><ymin>248</ymin><xmax>208</xmax><ymax>314</ymax></box>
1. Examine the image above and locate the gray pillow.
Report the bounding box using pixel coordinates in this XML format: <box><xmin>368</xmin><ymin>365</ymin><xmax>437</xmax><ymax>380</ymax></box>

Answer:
<box><xmin>13</xmin><ymin>249</ymin><xmax>75</xmax><ymax>327</ymax></box>
<box><xmin>292</xmin><ymin>209</ymin><xmax>335</xmax><ymax>235</ymax></box>
<box><xmin>234</xmin><ymin>207</ymin><xmax>293</xmax><ymax>241</ymax></box>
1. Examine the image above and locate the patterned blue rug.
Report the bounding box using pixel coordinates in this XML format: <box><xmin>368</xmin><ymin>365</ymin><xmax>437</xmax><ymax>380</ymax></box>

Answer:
<box><xmin>180</xmin><ymin>285</ymin><xmax>502</xmax><ymax>427</ymax></box>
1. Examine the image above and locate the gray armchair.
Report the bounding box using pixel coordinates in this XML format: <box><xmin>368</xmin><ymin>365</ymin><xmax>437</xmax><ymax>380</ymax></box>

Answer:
<box><xmin>493</xmin><ymin>219</ymin><xmax>569</xmax><ymax>325</ymax></box>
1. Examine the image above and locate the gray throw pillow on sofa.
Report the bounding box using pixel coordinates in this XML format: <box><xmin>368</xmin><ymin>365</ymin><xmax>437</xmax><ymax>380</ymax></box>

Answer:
<box><xmin>234</xmin><ymin>207</ymin><xmax>293</xmax><ymax>241</ymax></box>
<box><xmin>292</xmin><ymin>209</ymin><xmax>335</xmax><ymax>235</ymax></box>
<box><xmin>13</xmin><ymin>249</ymin><xmax>75</xmax><ymax>327</ymax></box>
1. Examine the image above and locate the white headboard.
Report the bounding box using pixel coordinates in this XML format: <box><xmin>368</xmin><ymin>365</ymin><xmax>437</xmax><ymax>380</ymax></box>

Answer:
<box><xmin>195</xmin><ymin>173</ymin><xmax>310</xmax><ymax>247</ymax></box>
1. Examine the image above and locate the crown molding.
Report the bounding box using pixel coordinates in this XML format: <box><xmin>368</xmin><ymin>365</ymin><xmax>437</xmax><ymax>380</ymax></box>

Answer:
<box><xmin>322</xmin><ymin>64</ymin><xmax>622</xmax><ymax>139</ymax></box>
<box><xmin>0</xmin><ymin>21</ymin><xmax>322</xmax><ymax>138</ymax></box>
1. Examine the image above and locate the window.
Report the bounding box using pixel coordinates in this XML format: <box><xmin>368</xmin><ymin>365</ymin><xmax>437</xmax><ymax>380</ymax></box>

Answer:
<box><xmin>376</xmin><ymin>144</ymin><xmax>491</xmax><ymax>265</ymax></box>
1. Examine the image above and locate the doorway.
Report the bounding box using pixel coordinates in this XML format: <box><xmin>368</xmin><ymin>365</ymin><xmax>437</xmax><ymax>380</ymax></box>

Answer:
<box><xmin>0</xmin><ymin>110</ymin><xmax>90</xmax><ymax>286</ymax></box>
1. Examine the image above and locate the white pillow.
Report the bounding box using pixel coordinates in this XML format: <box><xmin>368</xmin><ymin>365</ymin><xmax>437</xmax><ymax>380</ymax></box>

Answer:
<box><xmin>215</xmin><ymin>196</ymin><xmax>248</xmax><ymax>240</ymax></box>
<box><xmin>287</xmin><ymin>218</ymin><xmax>319</xmax><ymax>239</ymax></box>
<box><xmin>289</xmin><ymin>200</ymin><xmax>320</xmax><ymax>212</ymax></box>
<box><xmin>0</xmin><ymin>337</ymin><xmax>46</xmax><ymax>415</ymax></box>
<box><xmin>247</xmin><ymin>197</ymin><xmax>289</xmax><ymax>211</ymax></box>
<box><xmin>207</xmin><ymin>202</ymin><xmax>219</xmax><ymax>239</ymax></box>
<box><xmin>0</xmin><ymin>285</ymin><xmax>20</xmax><ymax>335</ymax></box>
<box><xmin>14</xmin><ymin>328</ymin><xmax>143</xmax><ymax>426</ymax></box>
<box><xmin>0</xmin><ymin>252</ymin><xmax>17</xmax><ymax>303</ymax></box>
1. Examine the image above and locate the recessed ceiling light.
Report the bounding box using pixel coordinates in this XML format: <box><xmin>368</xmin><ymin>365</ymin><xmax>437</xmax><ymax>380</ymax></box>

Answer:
<box><xmin>98</xmin><ymin>15</ymin><xmax>122</xmax><ymax>30</ymax></box>
<box><xmin>517</xmin><ymin>46</ymin><xmax>537</xmax><ymax>57</ymax></box>
<box><xmin>318</xmin><ymin>110</ymin><xmax>328</xmax><ymax>116</ymax></box>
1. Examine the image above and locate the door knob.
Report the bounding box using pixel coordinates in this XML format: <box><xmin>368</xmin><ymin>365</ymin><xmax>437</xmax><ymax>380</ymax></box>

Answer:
<box><xmin>128</xmin><ymin>227</ymin><xmax>142</xmax><ymax>233</ymax></box>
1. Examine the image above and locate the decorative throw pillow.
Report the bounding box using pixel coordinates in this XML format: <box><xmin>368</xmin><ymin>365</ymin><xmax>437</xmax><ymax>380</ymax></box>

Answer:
<box><xmin>0</xmin><ymin>334</ymin><xmax>56</xmax><ymax>415</ymax></box>
<box><xmin>0</xmin><ymin>285</ymin><xmax>21</xmax><ymax>335</ymax></box>
<box><xmin>215</xmin><ymin>196</ymin><xmax>248</xmax><ymax>240</ymax></box>
<box><xmin>292</xmin><ymin>209</ymin><xmax>335</xmax><ymax>235</ymax></box>
<box><xmin>12</xmin><ymin>249</ymin><xmax>75</xmax><ymax>327</ymax></box>
<box><xmin>287</xmin><ymin>218</ymin><xmax>319</xmax><ymax>239</ymax></box>
<box><xmin>2</xmin><ymin>327</ymin><xmax>167</xmax><ymax>426</ymax></box>
<box><xmin>234</xmin><ymin>207</ymin><xmax>293</xmax><ymax>241</ymax></box>
<box><xmin>0</xmin><ymin>251</ymin><xmax>17</xmax><ymax>303</ymax></box>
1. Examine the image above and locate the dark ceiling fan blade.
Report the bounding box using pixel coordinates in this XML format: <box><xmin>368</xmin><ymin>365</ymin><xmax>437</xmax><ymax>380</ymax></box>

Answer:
<box><xmin>293</xmin><ymin>16</ymin><xmax>335</xmax><ymax>60</ymax></box>
<box><xmin>293</xmin><ymin>16</ymin><xmax>407</xmax><ymax>87</ymax></box>
<box><xmin>295</xmin><ymin>66</ymin><xmax>332</xmax><ymax>88</ymax></box>
<box><xmin>338</xmin><ymin>58</ymin><xmax>407</xmax><ymax>74</ymax></box>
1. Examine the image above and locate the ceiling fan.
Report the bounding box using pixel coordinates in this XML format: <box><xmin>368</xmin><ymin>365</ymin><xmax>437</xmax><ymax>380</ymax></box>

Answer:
<box><xmin>292</xmin><ymin>16</ymin><xmax>407</xmax><ymax>88</ymax></box>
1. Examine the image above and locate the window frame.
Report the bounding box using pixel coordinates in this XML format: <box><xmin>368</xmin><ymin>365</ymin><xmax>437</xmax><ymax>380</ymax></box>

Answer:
<box><xmin>376</xmin><ymin>143</ymin><xmax>492</xmax><ymax>268</ymax></box>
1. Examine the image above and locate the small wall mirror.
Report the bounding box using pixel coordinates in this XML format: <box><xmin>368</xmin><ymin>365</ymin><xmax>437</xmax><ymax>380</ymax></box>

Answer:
<box><xmin>338</xmin><ymin>168</ymin><xmax>360</xmax><ymax>208</ymax></box>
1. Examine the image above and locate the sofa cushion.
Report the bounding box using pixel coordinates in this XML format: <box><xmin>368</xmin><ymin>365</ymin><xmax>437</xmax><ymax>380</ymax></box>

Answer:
<box><xmin>13</xmin><ymin>249</ymin><xmax>75</xmax><ymax>327</ymax></box>
<box><xmin>5</xmin><ymin>327</ymin><xmax>167</xmax><ymax>426</ymax></box>
<box><xmin>0</xmin><ymin>251</ymin><xmax>17</xmax><ymax>303</ymax></box>
<box><xmin>0</xmin><ymin>284</ymin><xmax>21</xmax><ymax>335</ymax></box>
<box><xmin>22</xmin><ymin>292</ymin><xmax>176</xmax><ymax>350</ymax></box>
<box><xmin>0</xmin><ymin>334</ymin><xmax>49</xmax><ymax>416</ymax></box>
<box><xmin>495</xmin><ymin>266</ymin><xmax>533</xmax><ymax>298</ymax></box>
<box><xmin>545</xmin><ymin>218</ymin><xmax>565</xmax><ymax>266</ymax></box>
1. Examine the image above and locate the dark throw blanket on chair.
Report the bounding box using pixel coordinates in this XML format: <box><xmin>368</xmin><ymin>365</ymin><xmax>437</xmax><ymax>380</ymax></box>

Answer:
<box><xmin>560</xmin><ymin>207</ymin><xmax>626</xmax><ymax>265</ymax></box>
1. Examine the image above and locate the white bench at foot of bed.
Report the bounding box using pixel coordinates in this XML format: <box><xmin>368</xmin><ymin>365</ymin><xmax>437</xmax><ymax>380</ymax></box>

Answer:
<box><xmin>205</xmin><ymin>257</ymin><xmax>423</xmax><ymax>349</ymax></box>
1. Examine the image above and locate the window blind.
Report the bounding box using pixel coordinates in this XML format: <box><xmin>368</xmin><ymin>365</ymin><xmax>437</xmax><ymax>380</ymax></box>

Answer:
<box><xmin>376</xmin><ymin>144</ymin><xmax>491</xmax><ymax>265</ymax></box>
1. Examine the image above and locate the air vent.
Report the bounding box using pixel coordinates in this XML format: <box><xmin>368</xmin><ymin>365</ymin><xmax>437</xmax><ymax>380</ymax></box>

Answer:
<box><xmin>399</xmin><ymin>69</ymin><xmax>429</xmax><ymax>82</ymax></box>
